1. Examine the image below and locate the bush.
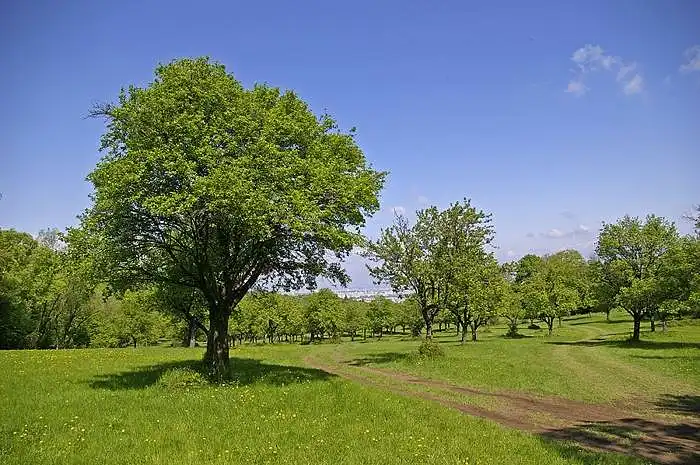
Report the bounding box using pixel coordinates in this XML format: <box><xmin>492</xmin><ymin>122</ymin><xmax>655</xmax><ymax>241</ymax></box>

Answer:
<box><xmin>505</xmin><ymin>322</ymin><xmax>520</xmax><ymax>338</ymax></box>
<box><xmin>418</xmin><ymin>338</ymin><xmax>444</xmax><ymax>358</ymax></box>
<box><xmin>157</xmin><ymin>367</ymin><xmax>206</xmax><ymax>389</ymax></box>
<box><xmin>527</xmin><ymin>323</ymin><xmax>541</xmax><ymax>330</ymax></box>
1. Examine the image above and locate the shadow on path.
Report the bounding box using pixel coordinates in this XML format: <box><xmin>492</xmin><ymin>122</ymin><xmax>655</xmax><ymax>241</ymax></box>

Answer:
<box><xmin>89</xmin><ymin>357</ymin><xmax>335</xmax><ymax>390</ymax></box>
<box><xmin>541</xmin><ymin>418</ymin><xmax>700</xmax><ymax>465</ymax></box>
<box><xmin>656</xmin><ymin>395</ymin><xmax>700</xmax><ymax>419</ymax></box>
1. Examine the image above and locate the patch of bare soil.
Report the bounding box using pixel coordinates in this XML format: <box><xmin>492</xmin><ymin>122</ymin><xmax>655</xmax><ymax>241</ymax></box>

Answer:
<box><xmin>304</xmin><ymin>355</ymin><xmax>700</xmax><ymax>465</ymax></box>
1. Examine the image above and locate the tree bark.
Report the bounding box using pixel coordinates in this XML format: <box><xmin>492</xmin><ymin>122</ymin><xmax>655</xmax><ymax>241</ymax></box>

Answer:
<box><xmin>425</xmin><ymin>319</ymin><xmax>433</xmax><ymax>339</ymax></box>
<box><xmin>204</xmin><ymin>306</ymin><xmax>230</xmax><ymax>378</ymax></box>
<box><xmin>471</xmin><ymin>325</ymin><xmax>477</xmax><ymax>342</ymax></box>
<box><xmin>650</xmin><ymin>314</ymin><xmax>656</xmax><ymax>332</ymax></box>
<box><xmin>631</xmin><ymin>317</ymin><xmax>641</xmax><ymax>342</ymax></box>
<box><xmin>185</xmin><ymin>318</ymin><xmax>197</xmax><ymax>348</ymax></box>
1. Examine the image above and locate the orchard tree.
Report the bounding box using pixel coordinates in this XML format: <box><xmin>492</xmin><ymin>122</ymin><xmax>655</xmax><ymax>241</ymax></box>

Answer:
<box><xmin>596</xmin><ymin>215</ymin><xmax>679</xmax><ymax>341</ymax></box>
<box><xmin>523</xmin><ymin>250</ymin><xmax>585</xmax><ymax>335</ymax></box>
<box><xmin>367</xmin><ymin>296</ymin><xmax>392</xmax><ymax>338</ymax></box>
<box><xmin>367</xmin><ymin>213</ymin><xmax>442</xmax><ymax>339</ymax></box>
<box><xmin>367</xmin><ymin>200</ymin><xmax>491</xmax><ymax>339</ymax></box>
<box><xmin>82</xmin><ymin>58</ymin><xmax>384</xmax><ymax>376</ymax></box>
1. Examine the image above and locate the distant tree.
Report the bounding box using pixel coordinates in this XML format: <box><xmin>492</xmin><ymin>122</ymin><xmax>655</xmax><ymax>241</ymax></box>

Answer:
<box><xmin>342</xmin><ymin>299</ymin><xmax>366</xmax><ymax>341</ymax></box>
<box><xmin>304</xmin><ymin>289</ymin><xmax>342</xmax><ymax>340</ymax></box>
<box><xmin>499</xmin><ymin>282</ymin><xmax>523</xmax><ymax>337</ymax></box>
<box><xmin>367</xmin><ymin>296</ymin><xmax>392</xmax><ymax>338</ymax></box>
<box><xmin>368</xmin><ymin>200</ymin><xmax>492</xmax><ymax>339</ymax></box>
<box><xmin>153</xmin><ymin>285</ymin><xmax>208</xmax><ymax>347</ymax></box>
<box><xmin>525</xmin><ymin>250</ymin><xmax>585</xmax><ymax>335</ymax></box>
<box><xmin>596</xmin><ymin>215</ymin><xmax>679</xmax><ymax>341</ymax></box>
<box><xmin>82</xmin><ymin>58</ymin><xmax>384</xmax><ymax>376</ymax></box>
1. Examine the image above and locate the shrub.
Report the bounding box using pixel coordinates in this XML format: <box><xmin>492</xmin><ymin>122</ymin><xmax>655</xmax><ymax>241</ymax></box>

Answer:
<box><xmin>157</xmin><ymin>367</ymin><xmax>206</xmax><ymax>389</ymax></box>
<box><xmin>527</xmin><ymin>323</ymin><xmax>541</xmax><ymax>330</ymax></box>
<box><xmin>417</xmin><ymin>338</ymin><xmax>444</xmax><ymax>358</ymax></box>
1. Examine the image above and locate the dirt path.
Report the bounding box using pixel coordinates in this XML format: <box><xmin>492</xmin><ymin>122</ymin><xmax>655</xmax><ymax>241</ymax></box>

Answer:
<box><xmin>304</xmin><ymin>353</ymin><xmax>700</xmax><ymax>465</ymax></box>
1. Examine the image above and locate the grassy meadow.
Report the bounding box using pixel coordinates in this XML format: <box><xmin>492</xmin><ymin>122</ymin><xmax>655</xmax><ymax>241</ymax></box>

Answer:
<box><xmin>1</xmin><ymin>313</ymin><xmax>698</xmax><ymax>465</ymax></box>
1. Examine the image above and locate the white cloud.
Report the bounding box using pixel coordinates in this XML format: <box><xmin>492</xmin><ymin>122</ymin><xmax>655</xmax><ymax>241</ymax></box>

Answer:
<box><xmin>506</xmin><ymin>250</ymin><xmax>516</xmax><ymax>257</ymax></box>
<box><xmin>391</xmin><ymin>206</ymin><xmax>406</xmax><ymax>216</ymax></box>
<box><xmin>571</xmin><ymin>44</ymin><xmax>618</xmax><ymax>72</ymax></box>
<box><xmin>622</xmin><ymin>74</ymin><xmax>643</xmax><ymax>94</ymax></box>
<box><xmin>680</xmin><ymin>45</ymin><xmax>700</xmax><ymax>72</ymax></box>
<box><xmin>565</xmin><ymin>44</ymin><xmax>642</xmax><ymax>96</ymax></box>
<box><xmin>417</xmin><ymin>195</ymin><xmax>429</xmax><ymax>205</ymax></box>
<box><xmin>541</xmin><ymin>224</ymin><xmax>591</xmax><ymax>240</ymax></box>
<box><xmin>617</xmin><ymin>62</ymin><xmax>636</xmax><ymax>81</ymax></box>
<box><xmin>566</xmin><ymin>79</ymin><xmax>588</xmax><ymax>96</ymax></box>
<box><xmin>544</xmin><ymin>228</ymin><xmax>565</xmax><ymax>238</ymax></box>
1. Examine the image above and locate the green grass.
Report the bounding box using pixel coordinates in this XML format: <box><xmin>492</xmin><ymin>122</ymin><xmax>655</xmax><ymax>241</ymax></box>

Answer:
<box><xmin>2</xmin><ymin>313</ymin><xmax>697</xmax><ymax>464</ymax></box>
<box><xmin>322</xmin><ymin>313</ymin><xmax>700</xmax><ymax>404</ymax></box>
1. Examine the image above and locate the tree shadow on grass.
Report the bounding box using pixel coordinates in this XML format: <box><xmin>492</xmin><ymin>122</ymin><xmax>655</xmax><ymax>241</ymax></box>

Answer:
<box><xmin>347</xmin><ymin>352</ymin><xmax>411</xmax><ymax>366</ymax></box>
<box><xmin>655</xmin><ymin>395</ymin><xmax>700</xmax><ymax>418</ymax></box>
<box><xmin>541</xmin><ymin>418</ymin><xmax>700</xmax><ymax>465</ymax></box>
<box><xmin>547</xmin><ymin>339</ymin><xmax>700</xmax><ymax>350</ymax></box>
<box><xmin>89</xmin><ymin>357</ymin><xmax>336</xmax><ymax>390</ymax></box>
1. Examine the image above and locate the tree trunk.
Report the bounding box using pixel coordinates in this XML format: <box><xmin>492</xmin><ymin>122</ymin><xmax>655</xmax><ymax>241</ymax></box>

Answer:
<box><xmin>547</xmin><ymin>318</ymin><xmax>553</xmax><ymax>336</ymax></box>
<box><xmin>471</xmin><ymin>325</ymin><xmax>477</xmax><ymax>341</ymax></box>
<box><xmin>661</xmin><ymin>320</ymin><xmax>667</xmax><ymax>332</ymax></box>
<box><xmin>558</xmin><ymin>316</ymin><xmax>562</xmax><ymax>328</ymax></box>
<box><xmin>606</xmin><ymin>309</ymin><xmax>611</xmax><ymax>321</ymax></box>
<box><xmin>186</xmin><ymin>318</ymin><xmax>197</xmax><ymax>348</ymax></box>
<box><xmin>460</xmin><ymin>327</ymin><xmax>467</xmax><ymax>344</ymax></box>
<box><xmin>650</xmin><ymin>315</ymin><xmax>656</xmax><ymax>332</ymax></box>
<box><xmin>205</xmin><ymin>307</ymin><xmax>230</xmax><ymax>378</ymax></box>
<box><xmin>425</xmin><ymin>319</ymin><xmax>433</xmax><ymax>339</ymax></box>
<box><xmin>631</xmin><ymin>318</ymin><xmax>641</xmax><ymax>342</ymax></box>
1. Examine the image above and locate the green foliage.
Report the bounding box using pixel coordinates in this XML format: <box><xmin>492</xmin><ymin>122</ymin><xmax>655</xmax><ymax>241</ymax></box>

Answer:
<box><xmin>367</xmin><ymin>199</ymin><xmax>493</xmax><ymax>339</ymax></box>
<box><xmin>82</xmin><ymin>57</ymin><xmax>385</xmax><ymax>374</ymax></box>
<box><xmin>0</xmin><ymin>228</ymin><xmax>95</xmax><ymax>349</ymax></box>
<box><xmin>367</xmin><ymin>296</ymin><xmax>392</xmax><ymax>336</ymax></box>
<box><xmin>596</xmin><ymin>215</ymin><xmax>680</xmax><ymax>340</ymax></box>
<box><xmin>518</xmin><ymin>250</ymin><xmax>587</xmax><ymax>335</ymax></box>
<box><xmin>417</xmin><ymin>338</ymin><xmax>445</xmax><ymax>358</ymax></box>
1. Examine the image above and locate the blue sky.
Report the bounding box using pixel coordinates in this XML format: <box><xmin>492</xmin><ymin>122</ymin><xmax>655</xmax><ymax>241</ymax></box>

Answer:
<box><xmin>1</xmin><ymin>0</ymin><xmax>698</xmax><ymax>288</ymax></box>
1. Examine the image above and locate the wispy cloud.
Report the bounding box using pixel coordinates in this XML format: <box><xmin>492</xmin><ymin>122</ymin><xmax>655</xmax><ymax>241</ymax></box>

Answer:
<box><xmin>525</xmin><ymin>232</ymin><xmax>535</xmax><ymax>238</ymax></box>
<box><xmin>680</xmin><ymin>45</ymin><xmax>700</xmax><ymax>73</ymax></box>
<box><xmin>565</xmin><ymin>44</ymin><xmax>643</xmax><ymax>96</ymax></box>
<box><xmin>417</xmin><ymin>195</ymin><xmax>429</xmax><ymax>205</ymax></box>
<box><xmin>565</xmin><ymin>79</ymin><xmax>587</xmax><ymax>96</ymax></box>
<box><xmin>622</xmin><ymin>74</ymin><xmax>643</xmax><ymax>95</ymax></box>
<box><xmin>541</xmin><ymin>224</ymin><xmax>591</xmax><ymax>240</ymax></box>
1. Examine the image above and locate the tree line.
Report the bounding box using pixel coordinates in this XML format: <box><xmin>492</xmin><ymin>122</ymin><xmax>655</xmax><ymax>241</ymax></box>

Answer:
<box><xmin>2</xmin><ymin>206</ymin><xmax>697</xmax><ymax>349</ymax></box>
<box><xmin>367</xmin><ymin>201</ymin><xmax>699</xmax><ymax>342</ymax></box>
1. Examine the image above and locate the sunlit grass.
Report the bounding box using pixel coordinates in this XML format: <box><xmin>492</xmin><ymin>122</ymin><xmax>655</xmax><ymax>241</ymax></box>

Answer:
<box><xmin>0</xmin><ymin>336</ymin><xmax>650</xmax><ymax>464</ymax></box>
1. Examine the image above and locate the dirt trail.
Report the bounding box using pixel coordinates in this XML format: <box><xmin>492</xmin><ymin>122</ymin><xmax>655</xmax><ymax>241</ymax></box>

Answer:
<box><xmin>304</xmin><ymin>354</ymin><xmax>700</xmax><ymax>465</ymax></box>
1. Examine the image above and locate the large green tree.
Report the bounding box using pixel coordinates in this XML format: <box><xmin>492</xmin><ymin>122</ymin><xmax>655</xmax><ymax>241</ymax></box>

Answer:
<box><xmin>82</xmin><ymin>58</ymin><xmax>384</xmax><ymax>376</ymax></box>
<box><xmin>595</xmin><ymin>215</ymin><xmax>679</xmax><ymax>341</ymax></box>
